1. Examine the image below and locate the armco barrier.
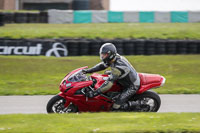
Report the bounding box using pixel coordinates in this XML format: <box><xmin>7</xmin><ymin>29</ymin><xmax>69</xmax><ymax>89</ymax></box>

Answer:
<box><xmin>0</xmin><ymin>39</ymin><xmax>200</xmax><ymax>57</ymax></box>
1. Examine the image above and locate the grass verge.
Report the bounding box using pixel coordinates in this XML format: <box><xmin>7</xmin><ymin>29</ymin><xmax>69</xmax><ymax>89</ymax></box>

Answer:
<box><xmin>0</xmin><ymin>23</ymin><xmax>200</xmax><ymax>39</ymax></box>
<box><xmin>0</xmin><ymin>113</ymin><xmax>200</xmax><ymax>133</ymax></box>
<box><xmin>0</xmin><ymin>55</ymin><xmax>200</xmax><ymax>95</ymax></box>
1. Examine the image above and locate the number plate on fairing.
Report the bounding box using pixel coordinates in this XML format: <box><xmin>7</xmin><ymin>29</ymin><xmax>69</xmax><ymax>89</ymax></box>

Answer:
<box><xmin>103</xmin><ymin>77</ymin><xmax>109</xmax><ymax>80</ymax></box>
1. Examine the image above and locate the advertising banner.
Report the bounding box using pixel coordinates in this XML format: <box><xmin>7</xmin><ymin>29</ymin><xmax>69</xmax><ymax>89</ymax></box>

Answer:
<box><xmin>0</xmin><ymin>40</ymin><xmax>68</xmax><ymax>57</ymax></box>
<box><xmin>0</xmin><ymin>39</ymin><xmax>199</xmax><ymax>57</ymax></box>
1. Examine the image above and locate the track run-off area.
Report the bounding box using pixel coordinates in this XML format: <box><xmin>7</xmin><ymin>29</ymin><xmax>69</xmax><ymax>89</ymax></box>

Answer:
<box><xmin>0</xmin><ymin>94</ymin><xmax>200</xmax><ymax>114</ymax></box>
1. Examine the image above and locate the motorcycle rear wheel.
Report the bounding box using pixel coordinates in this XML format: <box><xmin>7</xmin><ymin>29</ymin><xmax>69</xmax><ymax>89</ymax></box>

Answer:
<box><xmin>46</xmin><ymin>95</ymin><xmax>77</xmax><ymax>113</ymax></box>
<box><xmin>132</xmin><ymin>91</ymin><xmax>161</xmax><ymax>112</ymax></box>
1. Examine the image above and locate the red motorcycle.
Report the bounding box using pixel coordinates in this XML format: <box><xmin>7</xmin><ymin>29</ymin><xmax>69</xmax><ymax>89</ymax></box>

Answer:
<box><xmin>47</xmin><ymin>66</ymin><xmax>166</xmax><ymax>113</ymax></box>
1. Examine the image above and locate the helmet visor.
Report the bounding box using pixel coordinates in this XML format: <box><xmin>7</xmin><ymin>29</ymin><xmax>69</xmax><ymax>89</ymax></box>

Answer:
<box><xmin>100</xmin><ymin>53</ymin><xmax>108</xmax><ymax>61</ymax></box>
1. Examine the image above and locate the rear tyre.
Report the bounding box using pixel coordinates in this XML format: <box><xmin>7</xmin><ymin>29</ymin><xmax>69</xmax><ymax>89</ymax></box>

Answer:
<box><xmin>46</xmin><ymin>95</ymin><xmax>78</xmax><ymax>113</ymax></box>
<box><xmin>131</xmin><ymin>91</ymin><xmax>161</xmax><ymax>112</ymax></box>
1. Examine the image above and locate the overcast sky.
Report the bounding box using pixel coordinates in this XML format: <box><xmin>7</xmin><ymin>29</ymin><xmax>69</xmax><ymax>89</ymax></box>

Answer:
<box><xmin>110</xmin><ymin>0</ymin><xmax>200</xmax><ymax>11</ymax></box>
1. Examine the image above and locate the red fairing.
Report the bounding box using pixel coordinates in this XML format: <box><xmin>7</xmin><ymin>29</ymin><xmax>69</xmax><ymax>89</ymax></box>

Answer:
<box><xmin>58</xmin><ymin>92</ymin><xmax>65</xmax><ymax>98</ymax></box>
<box><xmin>67</xmin><ymin>95</ymin><xmax>113</xmax><ymax>112</ymax></box>
<box><xmin>137</xmin><ymin>73</ymin><xmax>164</xmax><ymax>94</ymax></box>
<box><xmin>60</xmin><ymin>66</ymin><xmax>88</xmax><ymax>84</ymax></box>
<box><xmin>91</xmin><ymin>73</ymin><xmax>122</xmax><ymax>92</ymax></box>
<box><xmin>91</xmin><ymin>73</ymin><xmax>107</xmax><ymax>89</ymax></box>
<box><xmin>59</xmin><ymin>66</ymin><xmax>91</xmax><ymax>94</ymax></box>
<box><xmin>53</xmin><ymin>67</ymin><xmax>165</xmax><ymax>112</ymax></box>
<box><xmin>67</xmin><ymin>81</ymin><xmax>93</xmax><ymax>96</ymax></box>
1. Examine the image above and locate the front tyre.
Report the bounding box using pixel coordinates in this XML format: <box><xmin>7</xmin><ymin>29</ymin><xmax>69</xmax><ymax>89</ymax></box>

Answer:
<box><xmin>46</xmin><ymin>95</ymin><xmax>78</xmax><ymax>113</ymax></box>
<box><xmin>132</xmin><ymin>91</ymin><xmax>161</xmax><ymax>112</ymax></box>
<box><xmin>46</xmin><ymin>95</ymin><xmax>65</xmax><ymax>113</ymax></box>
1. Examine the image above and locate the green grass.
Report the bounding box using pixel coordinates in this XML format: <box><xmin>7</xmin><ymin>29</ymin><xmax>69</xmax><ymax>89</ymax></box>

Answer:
<box><xmin>0</xmin><ymin>55</ymin><xmax>200</xmax><ymax>95</ymax></box>
<box><xmin>1</xmin><ymin>23</ymin><xmax>200</xmax><ymax>39</ymax></box>
<box><xmin>0</xmin><ymin>113</ymin><xmax>200</xmax><ymax>133</ymax></box>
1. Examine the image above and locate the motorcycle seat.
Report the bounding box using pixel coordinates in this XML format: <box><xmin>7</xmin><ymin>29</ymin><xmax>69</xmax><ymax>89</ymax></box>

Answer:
<box><xmin>139</xmin><ymin>73</ymin><xmax>162</xmax><ymax>85</ymax></box>
<box><xmin>137</xmin><ymin>73</ymin><xmax>164</xmax><ymax>94</ymax></box>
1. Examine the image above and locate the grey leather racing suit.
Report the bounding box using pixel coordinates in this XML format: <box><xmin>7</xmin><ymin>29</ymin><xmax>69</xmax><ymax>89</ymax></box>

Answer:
<box><xmin>86</xmin><ymin>54</ymin><xmax>140</xmax><ymax>108</ymax></box>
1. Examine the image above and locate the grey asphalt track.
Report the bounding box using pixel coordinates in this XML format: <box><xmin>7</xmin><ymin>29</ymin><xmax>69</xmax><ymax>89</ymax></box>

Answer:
<box><xmin>0</xmin><ymin>95</ymin><xmax>200</xmax><ymax>114</ymax></box>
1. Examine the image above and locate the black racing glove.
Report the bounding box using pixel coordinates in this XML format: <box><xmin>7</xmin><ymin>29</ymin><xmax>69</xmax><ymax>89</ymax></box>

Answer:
<box><xmin>82</xmin><ymin>69</ymin><xmax>88</xmax><ymax>74</ymax></box>
<box><xmin>85</xmin><ymin>89</ymin><xmax>101</xmax><ymax>98</ymax></box>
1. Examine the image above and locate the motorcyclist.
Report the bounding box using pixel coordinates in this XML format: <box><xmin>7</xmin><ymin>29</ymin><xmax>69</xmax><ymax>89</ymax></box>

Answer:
<box><xmin>82</xmin><ymin>43</ymin><xmax>141</xmax><ymax>110</ymax></box>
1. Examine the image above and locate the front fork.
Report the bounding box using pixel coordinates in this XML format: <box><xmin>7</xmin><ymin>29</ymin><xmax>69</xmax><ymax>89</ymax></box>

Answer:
<box><xmin>58</xmin><ymin>92</ymin><xmax>71</xmax><ymax>108</ymax></box>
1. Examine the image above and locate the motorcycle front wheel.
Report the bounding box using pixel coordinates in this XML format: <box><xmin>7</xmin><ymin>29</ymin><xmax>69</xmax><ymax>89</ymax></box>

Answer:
<box><xmin>46</xmin><ymin>95</ymin><xmax>77</xmax><ymax>113</ymax></box>
<box><xmin>131</xmin><ymin>91</ymin><xmax>161</xmax><ymax>112</ymax></box>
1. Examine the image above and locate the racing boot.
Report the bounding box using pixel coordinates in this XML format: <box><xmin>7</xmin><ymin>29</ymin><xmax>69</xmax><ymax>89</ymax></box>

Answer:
<box><xmin>120</xmin><ymin>101</ymin><xmax>141</xmax><ymax>111</ymax></box>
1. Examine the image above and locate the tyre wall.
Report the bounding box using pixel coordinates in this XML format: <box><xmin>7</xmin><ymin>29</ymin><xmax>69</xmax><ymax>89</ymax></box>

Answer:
<box><xmin>0</xmin><ymin>13</ymin><xmax>5</xmax><ymax>26</ymax></box>
<box><xmin>1</xmin><ymin>10</ymin><xmax>200</xmax><ymax>24</ymax></box>
<box><xmin>0</xmin><ymin>39</ymin><xmax>200</xmax><ymax>57</ymax></box>
<box><xmin>1</xmin><ymin>11</ymin><xmax>48</xmax><ymax>24</ymax></box>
